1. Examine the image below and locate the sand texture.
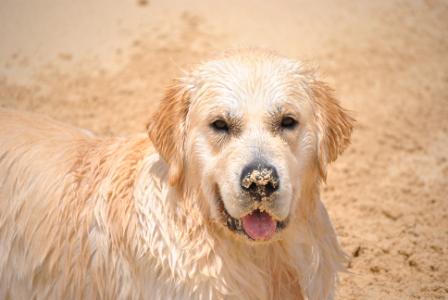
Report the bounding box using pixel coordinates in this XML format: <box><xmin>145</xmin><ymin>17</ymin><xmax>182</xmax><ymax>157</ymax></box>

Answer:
<box><xmin>1</xmin><ymin>0</ymin><xmax>447</xmax><ymax>299</ymax></box>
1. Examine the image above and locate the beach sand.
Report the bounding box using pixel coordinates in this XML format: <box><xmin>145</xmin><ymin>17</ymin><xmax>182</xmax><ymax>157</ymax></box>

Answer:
<box><xmin>1</xmin><ymin>1</ymin><xmax>447</xmax><ymax>298</ymax></box>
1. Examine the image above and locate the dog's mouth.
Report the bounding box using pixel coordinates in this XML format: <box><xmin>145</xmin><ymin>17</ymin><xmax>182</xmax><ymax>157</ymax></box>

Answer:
<box><xmin>214</xmin><ymin>185</ymin><xmax>288</xmax><ymax>241</ymax></box>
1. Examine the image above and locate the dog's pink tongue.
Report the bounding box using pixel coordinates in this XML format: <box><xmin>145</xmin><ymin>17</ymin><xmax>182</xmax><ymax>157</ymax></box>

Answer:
<box><xmin>242</xmin><ymin>210</ymin><xmax>277</xmax><ymax>241</ymax></box>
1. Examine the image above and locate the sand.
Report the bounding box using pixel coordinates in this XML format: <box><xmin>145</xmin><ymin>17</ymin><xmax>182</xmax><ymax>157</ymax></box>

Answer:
<box><xmin>1</xmin><ymin>0</ymin><xmax>447</xmax><ymax>299</ymax></box>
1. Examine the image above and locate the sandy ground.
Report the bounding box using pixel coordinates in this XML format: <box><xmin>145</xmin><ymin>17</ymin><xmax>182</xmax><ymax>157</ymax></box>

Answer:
<box><xmin>1</xmin><ymin>0</ymin><xmax>447</xmax><ymax>299</ymax></box>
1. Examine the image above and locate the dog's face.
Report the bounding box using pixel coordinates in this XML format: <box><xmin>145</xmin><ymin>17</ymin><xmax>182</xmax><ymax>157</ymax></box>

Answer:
<box><xmin>149</xmin><ymin>50</ymin><xmax>353</xmax><ymax>242</ymax></box>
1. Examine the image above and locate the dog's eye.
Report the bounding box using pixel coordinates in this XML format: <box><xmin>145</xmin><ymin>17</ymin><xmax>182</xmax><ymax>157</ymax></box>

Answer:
<box><xmin>280</xmin><ymin>116</ymin><xmax>298</xmax><ymax>129</ymax></box>
<box><xmin>211</xmin><ymin>119</ymin><xmax>229</xmax><ymax>132</ymax></box>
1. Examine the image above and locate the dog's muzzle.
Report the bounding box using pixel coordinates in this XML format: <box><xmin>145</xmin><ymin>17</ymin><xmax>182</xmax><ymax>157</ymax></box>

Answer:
<box><xmin>233</xmin><ymin>161</ymin><xmax>281</xmax><ymax>240</ymax></box>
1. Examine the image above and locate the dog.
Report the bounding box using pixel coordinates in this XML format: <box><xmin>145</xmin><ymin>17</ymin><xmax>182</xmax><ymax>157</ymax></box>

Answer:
<box><xmin>0</xmin><ymin>49</ymin><xmax>354</xmax><ymax>300</ymax></box>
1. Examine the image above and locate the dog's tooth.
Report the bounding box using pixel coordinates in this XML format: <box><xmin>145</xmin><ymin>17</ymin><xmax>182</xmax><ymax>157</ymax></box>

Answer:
<box><xmin>236</xmin><ymin>219</ymin><xmax>242</xmax><ymax>231</ymax></box>
<box><xmin>227</xmin><ymin>217</ymin><xmax>233</xmax><ymax>229</ymax></box>
<box><xmin>227</xmin><ymin>217</ymin><xmax>240</xmax><ymax>231</ymax></box>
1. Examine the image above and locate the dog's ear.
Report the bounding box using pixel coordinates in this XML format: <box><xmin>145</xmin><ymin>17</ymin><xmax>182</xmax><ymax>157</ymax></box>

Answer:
<box><xmin>311</xmin><ymin>80</ymin><xmax>354</xmax><ymax>180</ymax></box>
<box><xmin>147</xmin><ymin>80</ymin><xmax>191</xmax><ymax>186</ymax></box>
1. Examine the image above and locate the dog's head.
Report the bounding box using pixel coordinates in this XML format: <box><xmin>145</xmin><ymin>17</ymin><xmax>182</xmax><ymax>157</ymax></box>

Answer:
<box><xmin>148</xmin><ymin>49</ymin><xmax>353</xmax><ymax>242</ymax></box>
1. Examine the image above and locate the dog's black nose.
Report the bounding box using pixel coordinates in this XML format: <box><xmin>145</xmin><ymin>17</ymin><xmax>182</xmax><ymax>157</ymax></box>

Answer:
<box><xmin>240</xmin><ymin>162</ymin><xmax>279</xmax><ymax>199</ymax></box>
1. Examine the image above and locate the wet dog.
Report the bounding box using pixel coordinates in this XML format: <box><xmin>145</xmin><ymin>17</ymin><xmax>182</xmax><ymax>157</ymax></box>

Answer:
<box><xmin>0</xmin><ymin>49</ymin><xmax>353</xmax><ymax>299</ymax></box>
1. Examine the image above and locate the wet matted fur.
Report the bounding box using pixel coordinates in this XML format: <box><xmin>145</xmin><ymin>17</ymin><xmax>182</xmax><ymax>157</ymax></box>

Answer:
<box><xmin>0</xmin><ymin>49</ymin><xmax>354</xmax><ymax>299</ymax></box>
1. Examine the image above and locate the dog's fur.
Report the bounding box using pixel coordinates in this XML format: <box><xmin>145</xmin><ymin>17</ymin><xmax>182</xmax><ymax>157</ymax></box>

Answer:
<box><xmin>0</xmin><ymin>49</ymin><xmax>353</xmax><ymax>300</ymax></box>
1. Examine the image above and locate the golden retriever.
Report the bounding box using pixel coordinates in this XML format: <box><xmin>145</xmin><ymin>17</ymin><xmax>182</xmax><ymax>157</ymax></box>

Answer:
<box><xmin>0</xmin><ymin>49</ymin><xmax>354</xmax><ymax>300</ymax></box>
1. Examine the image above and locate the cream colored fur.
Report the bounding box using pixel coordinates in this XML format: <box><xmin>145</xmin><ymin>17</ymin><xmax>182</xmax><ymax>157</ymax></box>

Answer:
<box><xmin>0</xmin><ymin>49</ymin><xmax>353</xmax><ymax>300</ymax></box>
